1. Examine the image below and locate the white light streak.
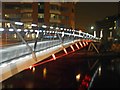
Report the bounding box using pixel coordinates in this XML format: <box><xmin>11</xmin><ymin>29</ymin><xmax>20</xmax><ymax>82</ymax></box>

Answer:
<box><xmin>31</xmin><ymin>24</ymin><xmax>37</xmax><ymax>27</ymax></box>
<box><xmin>9</xmin><ymin>28</ymin><xmax>14</xmax><ymax>32</ymax></box>
<box><xmin>0</xmin><ymin>28</ymin><xmax>4</xmax><ymax>31</ymax></box>
<box><xmin>24</xmin><ymin>29</ymin><xmax>28</xmax><ymax>32</ymax></box>
<box><xmin>15</xmin><ymin>22</ymin><xmax>23</xmax><ymax>25</ymax></box>
<box><xmin>42</xmin><ymin>25</ymin><xmax>47</xmax><ymax>28</ymax></box>
<box><xmin>17</xmin><ymin>29</ymin><xmax>21</xmax><ymax>32</ymax></box>
<box><xmin>50</xmin><ymin>26</ymin><xmax>54</xmax><ymax>29</ymax></box>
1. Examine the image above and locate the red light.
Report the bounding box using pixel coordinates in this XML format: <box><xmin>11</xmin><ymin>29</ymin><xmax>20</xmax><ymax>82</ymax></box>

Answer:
<box><xmin>85</xmin><ymin>75</ymin><xmax>91</xmax><ymax>81</ymax></box>
<box><xmin>82</xmin><ymin>42</ymin><xmax>86</xmax><ymax>46</ymax></box>
<box><xmin>52</xmin><ymin>54</ymin><xmax>56</xmax><ymax>60</ymax></box>
<box><xmin>26</xmin><ymin>42</ymin><xmax>86</xmax><ymax>70</ymax></box>
<box><xmin>63</xmin><ymin>48</ymin><xmax>68</xmax><ymax>54</ymax></box>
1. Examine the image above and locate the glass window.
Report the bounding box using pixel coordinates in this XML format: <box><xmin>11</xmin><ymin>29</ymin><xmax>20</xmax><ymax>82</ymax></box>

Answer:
<box><xmin>22</xmin><ymin>4</ymin><xmax>32</xmax><ymax>9</ymax></box>
<box><xmin>50</xmin><ymin>14</ymin><xmax>59</xmax><ymax>19</ymax></box>
<box><xmin>60</xmin><ymin>7</ymin><xmax>68</xmax><ymax>12</ymax></box>
<box><xmin>24</xmin><ymin>23</ymin><xmax>32</xmax><ymax>29</ymax></box>
<box><xmin>22</xmin><ymin>13</ymin><xmax>32</xmax><ymax>18</ymax></box>
<box><xmin>0</xmin><ymin>23</ymin><xmax>2</xmax><ymax>27</ymax></box>
<box><xmin>38</xmin><ymin>2</ymin><xmax>44</xmax><ymax>9</ymax></box>
<box><xmin>5</xmin><ymin>14</ymin><xmax>9</xmax><ymax>18</ymax></box>
<box><xmin>38</xmin><ymin>23</ymin><xmax>44</xmax><ymax>27</ymax></box>
<box><xmin>50</xmin><ymin>5</ymin><xmax>59</xmax><ymax>11</ymax></box>
<box><xmin>59</xmin><ymin>15</ymin><xmax>65</xmax><ymax>20</ymax></box>
<box><xmin>5</xmin><ymin>14</ymin><xmax>21</xmax><ymax>19</ymax></box>
<box><xmin>38</xmin><ymin>13</ymin><xmax>44</xmax><ymax>18</ymax></box>
<box><xmin>5</xmin><ymin>23</ymin><xmax>11</xmax><ymax>28</ymax></box>
<box><xmin>4</xmin><ymin>4</ymin><xmax>21</xmax><ymax>10</ymax></box>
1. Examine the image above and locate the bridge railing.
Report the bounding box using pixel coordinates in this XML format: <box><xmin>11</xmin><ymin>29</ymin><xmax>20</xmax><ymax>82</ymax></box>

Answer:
<box><xmin>0</xmin><ymin>19</ymin><xmax>99</xmax><ymax>64</ymax></box>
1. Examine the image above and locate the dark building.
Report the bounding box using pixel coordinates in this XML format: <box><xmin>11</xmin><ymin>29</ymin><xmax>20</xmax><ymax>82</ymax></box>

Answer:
<box><xmin>118</xmin><ymin>1</ymin><xmax>120</xmax><ymax>15</ymax></box>
<box><xmin>95</xmin><ymin>15</ymin><xmax>120</xmax><ymax>41</ymax></box>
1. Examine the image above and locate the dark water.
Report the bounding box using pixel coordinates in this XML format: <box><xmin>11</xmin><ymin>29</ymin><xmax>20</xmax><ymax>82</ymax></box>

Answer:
<box><xmin>90</xmin><ymin>58</ymin><xmax>120</xmax><ymax>89</ymax></box>
<box><xmin>2</xmin><ymin>49</ymin><xmax>120</xmax><ymax>89</ymax></box>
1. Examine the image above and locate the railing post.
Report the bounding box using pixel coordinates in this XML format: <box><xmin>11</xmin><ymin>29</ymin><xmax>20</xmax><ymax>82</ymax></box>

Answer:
<box><xmin>11</xmin><ymin>23</ymin><xmax>37</xmax><ymax>61</ymax></box>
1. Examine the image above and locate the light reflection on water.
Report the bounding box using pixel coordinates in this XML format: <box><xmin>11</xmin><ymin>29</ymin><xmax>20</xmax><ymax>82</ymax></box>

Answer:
<box><xmin>2</xmin><ymin>56</ymin><xmax>120</xmax><ymax>89</ymax></box>
<box><xmin>90</xmin><ymin>58</ymin><xmax>120</xmax><ymax>89</ymax></box>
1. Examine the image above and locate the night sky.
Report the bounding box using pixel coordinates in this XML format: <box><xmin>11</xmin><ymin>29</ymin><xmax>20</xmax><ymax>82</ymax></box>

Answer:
<box><xmin>75</xmin><ymin>2</ymin><xmax>118</xmax><ymax>31</ymax></box>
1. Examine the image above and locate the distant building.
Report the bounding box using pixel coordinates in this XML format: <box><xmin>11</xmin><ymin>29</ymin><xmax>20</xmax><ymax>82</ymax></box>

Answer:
<box><xmin>95</xmin><ymin>15</ymin><xmax>120</xmax><ymax>40</ymax></box>
<box><xmin>118</xmin><ymin>1</ymin><xmax>120</xmax><ymax>15</ymax></box>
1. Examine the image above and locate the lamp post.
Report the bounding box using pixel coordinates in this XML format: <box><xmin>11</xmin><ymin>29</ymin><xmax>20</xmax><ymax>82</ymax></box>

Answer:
<box><xmin>91</xmin><ymin>26</ymin><xmax>94</xmax><ymax>30</ymax></box>
<box><xmin>91</xmin><ymin>26</ymin><xmax>96</xmax><ymax>37</ymax></box>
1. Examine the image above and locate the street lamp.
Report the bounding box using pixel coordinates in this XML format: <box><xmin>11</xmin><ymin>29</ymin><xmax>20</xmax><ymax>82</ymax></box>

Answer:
<box><xmin>91</xmin><ymin>26</ymin><xmax>94</xmax><ymax>30</ymax></box>
<box><xmin>91</xmin><ymin>26</ymin><xmax>96</xmax><ymax>37</ymax></box>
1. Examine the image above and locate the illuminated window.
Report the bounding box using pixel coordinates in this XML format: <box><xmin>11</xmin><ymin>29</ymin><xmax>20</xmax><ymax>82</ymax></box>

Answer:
<box><xmin>24</xmin><ymin>23</ymin><xmax>32</xmax><ymax>29</ymax></box>
<box><xmin>5</xmin><ymin>14</ymin><xmax>21</xmax><ymax>19</ymax></box>
<box><xmin>0</xmin><ymin>23</ymin><xmax>2</xmax><ymax>27</ymax></box>
<box><xmin>106</xmin><ymin>17</ymin><xmax>108</xmax><ymax>20</ymax></box>
<box><xmin>5</xmin><ymin>14</ymin><xmax>9</xmax><ymax>18</ymax></box>
<box><xmin>5</xmin><ymin>23</ymin><xmax>11</xmax><ymax>28</ymax></box>
<box><xmin>22</xmin><ymin>13</ymin><xmax>32</xmax><ymax>18</ymax></box>
<box><xmin>114</xmin><ymin>27</ymin><xmax>116</xmax><ymax>29</ymax></box>
<box><xmin>50</xmin><ymin>14</ymin><xmax>59</xmax><ymax>19</ymax></box>
<box><xmin>13</xmin><ymin>34</ymin><xmax>17</xmax><ymax>38</ymax></box>
<box><xmin>38</xmin><ymin>14</ymin><xmax>44</xmax><ymax>18</ymax></box>
<box><xmin>109</xmin><ymin>27</ymin><xmax>113</xmax><ymax>30</ymax></box>
<box><xmin>38</xmin><ymin>3</ymin><xmax>44</xmax><ymax>9</ymax></box>
<box><xmin>27</xmin><ymin>34</ymin><xmax>30</xmax><ymax>38</ymax></box>
<box><xmin>32</xmin><ymin>33</ymin><xmax>36</xmax><ymax>39</ymax></box>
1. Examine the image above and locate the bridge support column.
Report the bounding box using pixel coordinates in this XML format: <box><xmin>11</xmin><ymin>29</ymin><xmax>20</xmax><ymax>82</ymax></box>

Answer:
<box><xmin>52</xmin><ymin>54</ymin><xmax>56</xmax><ymax>60</ymax></box>
<box><xmin>63</xmin><ymin>48</ymin><xmax>68</xmax><ymax>54</ymax></box>
<box><xmin>75</xmin><ymin>43</ymin><xmax>80</xmax><ymax>49</ymax></box>
<box><xmin>70</xmin><ymin>45</ymin><xmax>75</xmax><ymax>51</ymax></box>
<box><xmin>79</xmin><ymin>42</ymin><xmax>83</xmax><ymax>48</ymax></box>
<box><xmin>88</xmin><ymin>42</ymin><xmax>100</xmax><ymax>54</ymax></box>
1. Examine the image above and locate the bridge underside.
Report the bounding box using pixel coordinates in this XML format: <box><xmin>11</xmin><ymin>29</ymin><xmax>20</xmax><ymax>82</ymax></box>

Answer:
<box><xmin>0</xmin><ymin>39</ymin><xmax>90</xmax><ymax>82</ymax></box>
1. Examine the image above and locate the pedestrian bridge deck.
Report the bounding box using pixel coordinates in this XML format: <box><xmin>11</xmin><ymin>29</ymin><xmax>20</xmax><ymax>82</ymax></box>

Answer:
<box><xmin>0</xmin><ymin>39</ymin><xmax>91</xmax><ymax>82</ymax></box>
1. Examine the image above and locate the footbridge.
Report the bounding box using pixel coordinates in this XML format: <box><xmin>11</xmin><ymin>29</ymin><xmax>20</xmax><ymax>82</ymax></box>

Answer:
<box><xmin>0</xmin><ymin>19</ymin><xmax>100</xmax><ymax>82</ymax></box>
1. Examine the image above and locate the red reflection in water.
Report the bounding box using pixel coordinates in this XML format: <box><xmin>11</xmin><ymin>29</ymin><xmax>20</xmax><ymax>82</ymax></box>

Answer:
<box><xmin>80</xmin><ymin>74</ymin><xmax>91</xmax><ymax>89</ymax></box>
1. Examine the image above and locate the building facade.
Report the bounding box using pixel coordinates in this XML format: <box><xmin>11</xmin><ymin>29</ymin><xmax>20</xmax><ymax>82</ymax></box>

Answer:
<box><xmin>2</xmin><ymin>2</ymin><xmax>75</xmax><ymax>29</ymax></box>
<box><xmin>95</xmin><ymin>15</ymin><xmax>120</xmax><ymax>41</ymax></box>
<box><xmin>1</xmin><ymin>2</ymin><xmax>75</xmax><ymax>42</ymax></box>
